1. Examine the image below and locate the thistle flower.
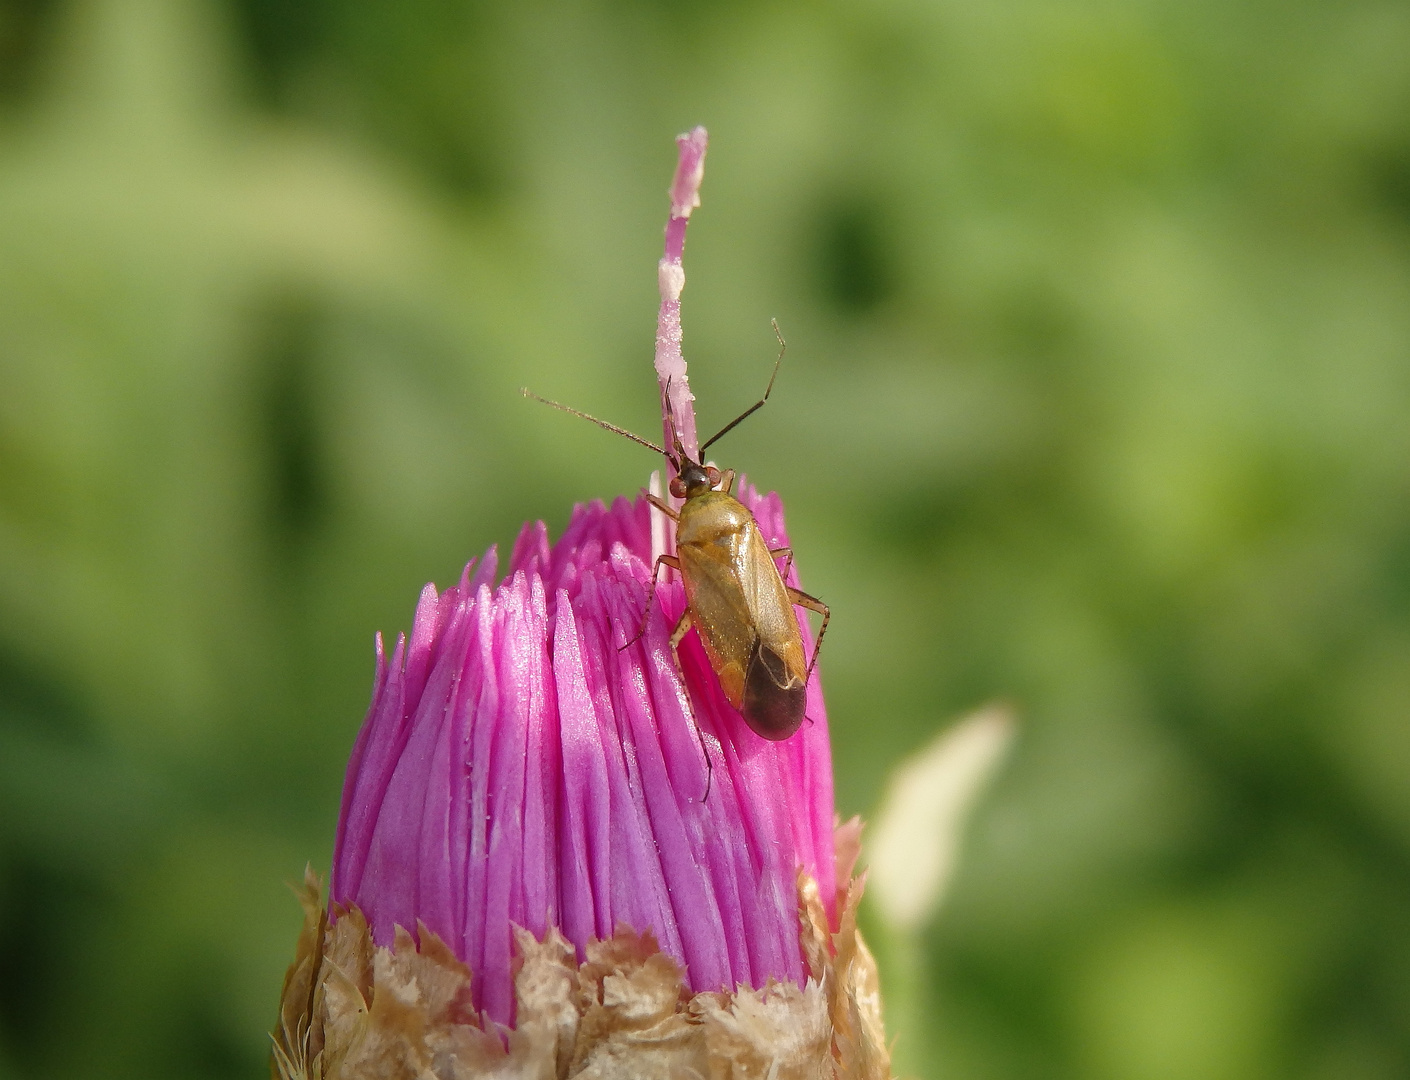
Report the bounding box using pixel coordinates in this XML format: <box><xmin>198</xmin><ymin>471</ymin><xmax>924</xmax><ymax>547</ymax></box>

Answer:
<box><xmin>273</xmin><ymin>128</ymin><xmax>890</xmax><ymax>1080</ymax></box>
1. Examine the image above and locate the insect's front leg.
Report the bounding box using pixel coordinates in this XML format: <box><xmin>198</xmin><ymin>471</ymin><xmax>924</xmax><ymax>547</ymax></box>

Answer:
<box><xmin>718</xmin><ymin>469</ymin><xmax>736</xmax><ymax>495</ymax></box>
<box><xmin>785</xmin><ymin>586</ymin><xmax>830</xmax><ymax>682</ymax></box>
<box><xmin>644</xmin><ymin>492</ymin><xmax>680</xmax><ymax>520</ymax></box>
<box><xmin>620</xmin><ymin>554</ymin><xmax>682</xmax><ymax>650</ymax></box>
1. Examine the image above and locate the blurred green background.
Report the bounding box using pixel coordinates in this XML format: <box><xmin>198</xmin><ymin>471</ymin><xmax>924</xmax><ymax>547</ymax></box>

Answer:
<box><xmin>2</xmin><ymin>0</ymin><xmax>1409</xmax><ymax>1076</ymax></box>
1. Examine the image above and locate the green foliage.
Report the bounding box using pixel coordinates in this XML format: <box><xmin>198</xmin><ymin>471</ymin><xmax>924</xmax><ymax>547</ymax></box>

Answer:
<box><xmin>1</xmin><ymin>0</ymin><xmax>1409</xmax><ymax>1076</ymax></box>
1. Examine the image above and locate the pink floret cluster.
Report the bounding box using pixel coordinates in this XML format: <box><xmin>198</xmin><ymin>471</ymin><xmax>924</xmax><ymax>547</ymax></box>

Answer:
<box><xmin>330</xmin><ymin>483</ymin><xmax>836</xmax><ymax>1028</ymax></box>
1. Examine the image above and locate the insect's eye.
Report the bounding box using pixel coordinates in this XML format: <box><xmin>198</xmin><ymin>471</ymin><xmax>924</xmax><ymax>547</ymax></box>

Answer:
<box><xmin>705</xmin><ymin>466</ymin><xmax>721</xmax><ymax>487</ymax></box>
<box><xmin>669</xmin><ymin>476</ymin><xmax>687</xmax><ymax>498</ymax></box>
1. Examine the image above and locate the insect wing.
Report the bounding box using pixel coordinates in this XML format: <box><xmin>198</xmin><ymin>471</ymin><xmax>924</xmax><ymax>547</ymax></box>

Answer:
<box><xmin>678</xmin><ymin>511</ymin><xmax>808</xmax><ymax>739</ymax></box>
<box><xmin>677</xmin><ymin>531</ymin><xmax>756</xmax><ymax>709</ymax></box>
<box><xmin>737</xmin><ymin>523</ymin><xmax>809</xmax><ymax>739</ymax></box>
<box><xmin>740</xmin><ymin>523</ymin><xmax>806</xmax><ymax>676</ymax></box>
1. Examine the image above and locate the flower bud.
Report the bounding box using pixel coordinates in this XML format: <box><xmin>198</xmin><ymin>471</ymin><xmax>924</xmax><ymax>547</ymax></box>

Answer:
<box><xmin>272</xmin><ymin>125</ymin><xmax>890</xmax><ymax>1079</ymax></box>
<box><xmin>273</xmin><ymin>490</ymin><xmax>889</xmax><ymax>1079</ymax></box>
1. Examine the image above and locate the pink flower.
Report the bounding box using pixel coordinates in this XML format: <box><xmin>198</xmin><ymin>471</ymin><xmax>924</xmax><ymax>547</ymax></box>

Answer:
<box><xmin>330</xmin><ymin>484</ymin><xmax>837</xmax><ymax>1028</ymax></box>
<box><xmin>273</xmin><ymin>130</ymin><xmax>889</xmax><ymax>1080</ymax></box>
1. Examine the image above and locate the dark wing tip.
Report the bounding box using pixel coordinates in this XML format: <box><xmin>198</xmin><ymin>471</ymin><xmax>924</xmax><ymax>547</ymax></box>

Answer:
<box><xmin>740</xmin><ymin>641</ymin><xmax>807</xmax><ymax>741</ymax></box>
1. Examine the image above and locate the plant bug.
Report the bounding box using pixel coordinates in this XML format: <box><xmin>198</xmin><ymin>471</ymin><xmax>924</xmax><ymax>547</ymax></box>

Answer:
<box><xmin>522</xmin><ymin>324</ymin><xmax>829</xmax><ymax>742</ymax></box>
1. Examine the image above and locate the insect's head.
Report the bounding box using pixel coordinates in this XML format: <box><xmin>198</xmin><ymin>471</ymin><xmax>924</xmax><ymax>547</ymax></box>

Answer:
<box><xmin>669</xmin><ymin>461</ymin><xmax>721</xmax><ymax>499</ymax></box>
<box><xmin>662</xmin><ymin>394</ymin><xmax>720</xmax><ymax>498</ymax></box>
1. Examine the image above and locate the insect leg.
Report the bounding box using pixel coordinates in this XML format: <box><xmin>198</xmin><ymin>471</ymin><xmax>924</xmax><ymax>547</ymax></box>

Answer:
<box><xmin>668</xmin><ymin>606</ymin><xmax>694</xmax><ymax>651</ymax></box>
<box><xmin>665</xmin><ymin>606</ymin><xmax>714</xmax><ymax>801</ymax></box>
<box><xmin>768</xmin><ymin>545</ymin><xmax>794</xmax><ymax>581</ymax></box>
<box><xmin>718</xmin><ymin>468</ymin><xmax>736</xmax><ymax>495</ymax></box>
<box><xmin>644</xmin><ymin>492</ymin><xmax>679</xmax><ymax>520</ymax></box>
<box><xmin>620</xmin><ymin>554</ymin><xmax>682</xmax><ymax>650</ymax></box>
<box><xmin>785</xmin><ymin>586</ymin><xmax>830</xmax><ymax>682</ymax></box>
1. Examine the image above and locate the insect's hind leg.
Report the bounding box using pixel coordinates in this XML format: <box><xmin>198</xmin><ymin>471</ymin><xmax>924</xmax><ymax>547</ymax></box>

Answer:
<box><xmin>785</xmin><ymin>586</ymin><xmax>830</xmax><ymax>682</ymax></box>
<box><xmin>620</xmin><ymin>554</ymin><xmax>682</xmax><ymax>650</ymax></box>
<box><xmin>768</xmin><ymin>546</ymin><xmax>794</xmax><ymax>581</ymax></box>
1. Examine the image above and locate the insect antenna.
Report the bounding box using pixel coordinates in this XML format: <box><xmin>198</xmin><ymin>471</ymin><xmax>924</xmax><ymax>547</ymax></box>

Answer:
<box><xmin>521</xmin><ymin>389</ymin><xmax>671</xmax><ymax>459</ymax></box>
<box><xmin>699</xmin><ymin>319</ymin><xmax>787</xmax><ymax>456</ymax></box>
<box><xmin>662</xmin><ymin>376</ymin><xmax>690</xmax><ymax>465</ymax></box>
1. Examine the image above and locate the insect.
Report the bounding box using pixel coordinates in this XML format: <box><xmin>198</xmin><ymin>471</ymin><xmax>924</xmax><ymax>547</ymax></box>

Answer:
<box><xmin>522</xmin><ymin>324</ymin><xmax>829</xmax><ymax>741</ymax></box>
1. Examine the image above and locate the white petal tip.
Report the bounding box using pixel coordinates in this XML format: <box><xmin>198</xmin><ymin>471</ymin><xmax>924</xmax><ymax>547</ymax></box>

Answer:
<box><xmin>867</xmin><ymin>703</ymin><xmax>1016</xmax><ymax>932</ymax></box>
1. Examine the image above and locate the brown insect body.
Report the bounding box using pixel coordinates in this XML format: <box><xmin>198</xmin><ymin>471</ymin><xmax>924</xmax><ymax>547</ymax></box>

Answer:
<box><xmin>674</xmin><ymin>484</ymin><xmax>809</xmax><ymax>740</ymax></box>
<box><xmin>522</xmin><ymin>321</ymin><xmax>828</xmax><ymax>745</ymax></box>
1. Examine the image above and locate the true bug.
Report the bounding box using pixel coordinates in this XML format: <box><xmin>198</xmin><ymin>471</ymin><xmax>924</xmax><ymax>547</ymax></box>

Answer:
<box><xmin>522</xmin><ymin>325</ymin><xmax>829</xmax><ymax>741</ymax></box>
